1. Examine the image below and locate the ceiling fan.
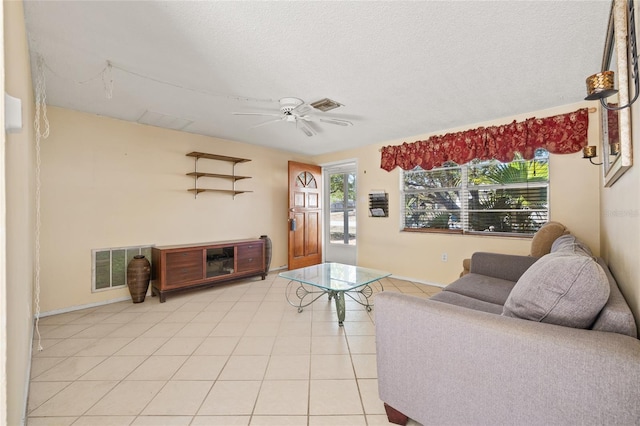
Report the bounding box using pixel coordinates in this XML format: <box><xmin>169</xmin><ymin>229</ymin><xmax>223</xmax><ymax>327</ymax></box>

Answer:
<box><xmin>232</xmin><ymin>97</ymin><xmax>353</xmax><ymax>137</ymax></box>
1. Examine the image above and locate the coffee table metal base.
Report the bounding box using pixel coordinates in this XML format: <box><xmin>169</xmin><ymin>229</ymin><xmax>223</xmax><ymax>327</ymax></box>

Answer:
<box><xmin>285</xmin><ymin>281</ymin><xmax>381</xmax><ymax>326</ymax></box>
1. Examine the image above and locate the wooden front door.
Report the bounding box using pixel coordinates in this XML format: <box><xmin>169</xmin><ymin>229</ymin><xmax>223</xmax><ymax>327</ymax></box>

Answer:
<box><xmin>288</xmin><ymin>161</ymin><xmax>322</xmax><ymax>270</ymax></box>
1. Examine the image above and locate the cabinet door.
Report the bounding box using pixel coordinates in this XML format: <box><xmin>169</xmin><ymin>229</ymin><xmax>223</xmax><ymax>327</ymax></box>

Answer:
<box><xmin>236</xmin><ymin>243</ymin><xmax>264</xmax><ymax>273</ymax></box>
<box><xmin>165</xmin><ymin>250</ymin><xmax>203</xmax><ymax>286</ymax></box>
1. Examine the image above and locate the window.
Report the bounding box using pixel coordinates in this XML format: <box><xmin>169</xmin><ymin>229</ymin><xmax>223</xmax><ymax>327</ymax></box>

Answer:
<box><xmin>401</xmin><ymin>150</ymin><xmax>549</xmax><ymax>235</ymax></box>
<box><xmin>92</xmin><ymin>245</ymin><xmax>152</xmax><ymax>292</ymax></box>
<box><xmin>329</xmin><ymin>170</ymin><xmax>357</xmax><ymax>245</ymax></box>
<box><xmin>296</xmin><ymin>171</ymin><xmax>317</xmax><ymax>188</ymax></box>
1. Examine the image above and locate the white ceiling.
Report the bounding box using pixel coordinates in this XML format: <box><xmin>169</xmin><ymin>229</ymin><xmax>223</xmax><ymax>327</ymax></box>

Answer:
<box><xmin>23</xmin><ymin>1</ymin><xmax>611</xmax><ymax>156</ymax></box>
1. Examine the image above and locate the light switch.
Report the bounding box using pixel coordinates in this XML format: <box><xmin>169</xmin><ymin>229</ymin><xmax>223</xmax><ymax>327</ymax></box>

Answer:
<box><xmin>5</xmin><ymin>92</ymin><xmax>23</xmax><ymax>133</ymax></box>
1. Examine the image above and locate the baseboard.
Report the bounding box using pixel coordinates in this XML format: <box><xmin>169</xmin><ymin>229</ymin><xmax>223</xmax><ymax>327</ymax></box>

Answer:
<box><xmin>388</xmin><ymin>274</ymin><xmax>446</xmax><ymax>288</ymax></box>
<box><xmin>270</xmin><ymin>265</ymin><xmax>288</xmax><ymax>272</ymax></box>
<box><xmin>35</xmin><ymin>268</ymin><xmax>437</xmax><ymax>318</ymax></box>
<box><xmin>37</xmin><ymin>296</ymin><xmax>132</xmax><ymax>318</ymax></box>
<box><xmin>37</xmin><ymin>268</ymin><xmax>288</xmax><ymax>318</ymax></box>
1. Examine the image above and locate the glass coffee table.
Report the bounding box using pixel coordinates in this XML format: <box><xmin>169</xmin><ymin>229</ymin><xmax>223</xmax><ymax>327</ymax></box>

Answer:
<box><xmin>279</xmin><ymin>263</ymin><xmax>391</xmax><ymax>326</ymax></box>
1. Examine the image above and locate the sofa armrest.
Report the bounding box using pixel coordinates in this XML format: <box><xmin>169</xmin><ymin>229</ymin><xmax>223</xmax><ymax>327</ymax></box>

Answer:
<box><xmin>375</xmin><ymin>292</ymin><xmax>640</xmax><ymax>425</ymax></box>
<box><xmin>469</xmin><ymin>252</ymin><xmax>539</xmax><ymax>282</ymax></box>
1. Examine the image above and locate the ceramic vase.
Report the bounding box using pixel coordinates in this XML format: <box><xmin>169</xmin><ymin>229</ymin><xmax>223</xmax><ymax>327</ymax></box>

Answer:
<box><xmin>127</xmin><ymin>255</ymin><xmax>151</xmax><ymax>303</ymax></box>
<box><xmin>260</xmin><ymin>235</ymin><xmax>272</xmax><ymax>273</ymax></box>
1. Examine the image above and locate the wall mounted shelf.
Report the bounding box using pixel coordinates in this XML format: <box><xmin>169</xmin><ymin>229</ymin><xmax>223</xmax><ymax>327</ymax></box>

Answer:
<box><xmin>186</xmin><ymin>151</ymin><xmax>252</xmax><ymax>198</ymax></box>
<box><xmin>187</xmin><ymin>188</ymin><xmax>250</xmax><ymax>196</ymax></box>
<box><xmin>186</xmin><ymin>172</ymin><xmax>251</xmax><ymax>180</ymax></box>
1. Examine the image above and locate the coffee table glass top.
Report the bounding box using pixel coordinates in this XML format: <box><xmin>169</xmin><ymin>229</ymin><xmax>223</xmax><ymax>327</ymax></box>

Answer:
<box><xmin>278</xmin><ymin>263</ymin><xmax>391</xmax><ymax>291</ymax></box>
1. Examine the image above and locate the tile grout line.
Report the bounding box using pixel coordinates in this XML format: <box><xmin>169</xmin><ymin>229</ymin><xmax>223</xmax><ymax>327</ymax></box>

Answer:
<box><xmin>27</xmin><ymin>273</ymin><xmax>441</xmax><ymax>424</ymax></box>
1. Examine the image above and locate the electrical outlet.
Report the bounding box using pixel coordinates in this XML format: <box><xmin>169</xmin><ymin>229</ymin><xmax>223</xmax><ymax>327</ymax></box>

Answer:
<box><xmin>441</xmin><ymin>253</ymin><xmax>448</xmax><ymax>262</ymax></box>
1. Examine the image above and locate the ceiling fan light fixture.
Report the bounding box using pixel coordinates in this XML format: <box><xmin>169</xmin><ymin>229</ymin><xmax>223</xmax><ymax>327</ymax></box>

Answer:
<box><xmin>310</xmin><ymin>98</ymin><xmax>343</xmax><ymax>112</ymax></box>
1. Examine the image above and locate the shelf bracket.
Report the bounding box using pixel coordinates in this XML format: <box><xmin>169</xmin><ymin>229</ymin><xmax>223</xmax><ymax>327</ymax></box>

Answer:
<box><xmin>232</xmin><ymin>162</ymin><xmax>237</xmax><ymax>199</ymax></box>
<box><xmin>193</xmin><ymin>156</ymin><xmax>199</xmax><ymax>198</ymax></box>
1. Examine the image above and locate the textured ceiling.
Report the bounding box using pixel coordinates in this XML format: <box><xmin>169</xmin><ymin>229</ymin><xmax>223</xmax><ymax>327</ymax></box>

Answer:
<box><xmin>23</xmin><ymin>1</ymin><xmax>611</xmax><ymax>156</ymax></box>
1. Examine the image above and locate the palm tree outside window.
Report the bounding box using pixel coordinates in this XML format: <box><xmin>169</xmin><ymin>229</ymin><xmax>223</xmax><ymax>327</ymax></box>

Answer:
<box><xmin>401</xmin><ymin>149</ymin><xmax>549</xmax><ymax>235</ymax></box>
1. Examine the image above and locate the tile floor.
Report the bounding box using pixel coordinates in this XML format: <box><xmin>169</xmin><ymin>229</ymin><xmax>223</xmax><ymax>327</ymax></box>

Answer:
<box><xmin>27</xmin><ymin>271</ymin><xmax>441</xmax><ymax>426</ymax></box>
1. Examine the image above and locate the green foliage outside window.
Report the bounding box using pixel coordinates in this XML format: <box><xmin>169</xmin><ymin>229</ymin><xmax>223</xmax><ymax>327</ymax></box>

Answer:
<box><xmin>402</xmin><ymin>150</ymin><xmax>549</xmax><ymax>235</ymax></box>
<box><xmin>329</xmin><ymin>172</ymin><xmax>357</xmax><ymax>244</ymax></box>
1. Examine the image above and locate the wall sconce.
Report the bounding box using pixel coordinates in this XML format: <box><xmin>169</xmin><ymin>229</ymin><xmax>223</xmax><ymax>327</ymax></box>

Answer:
<box><xmin>585</xmin><ymin>0</ymin><xmax>639</xmax><ymax>111</ymax></box>
<box><xmin>610</xmin><ymin>142</ymin><xmax>620</xmax><ymax>155</ymax></box>
<box><xmin>583</xmin><ymin>146</ymin><xmax>603</xmax><ymax>165</ymax></box>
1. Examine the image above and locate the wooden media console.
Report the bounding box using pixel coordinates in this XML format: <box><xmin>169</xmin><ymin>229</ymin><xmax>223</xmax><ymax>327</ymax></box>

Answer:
<box><xmin>151</xmin><ymin>238</ymin><xmax>266</xmax><ymax>302</ymax></box>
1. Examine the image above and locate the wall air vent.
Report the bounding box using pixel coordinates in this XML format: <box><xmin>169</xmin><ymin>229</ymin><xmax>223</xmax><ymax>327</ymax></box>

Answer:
<box><xmin>310</xmin><ymin>98</ymin><xmax>343</xmax><ymax>112</ymax></box>
<box><xmin>92</xmin><ymin>245</ymin><xmax>153</xmax><ymax>292</ymax></box>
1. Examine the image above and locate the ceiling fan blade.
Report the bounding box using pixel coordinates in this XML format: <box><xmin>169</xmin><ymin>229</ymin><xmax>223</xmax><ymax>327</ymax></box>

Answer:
<box><xmin>232</xmin><ymin>112</ymin><xmax>282</xmax><ymax>118</ymax></box>
<box><xmin>298</xmin><ymin>121</ymin><xmax>316</xmax><ymax>137</ymax></box>
<box><xmin>299</xmin><ymin>114</ymin><xmax>353</xmax><ymax>127</ymax></box>
<box><xmin>251</xmin><ymin>118</ymin><xmax>284</xmax><ymax>129</ymax></box>
<box><xmin>319</xmin><ymin>117</ymin><xmax>353</xmax><ymax>126</ymax></box>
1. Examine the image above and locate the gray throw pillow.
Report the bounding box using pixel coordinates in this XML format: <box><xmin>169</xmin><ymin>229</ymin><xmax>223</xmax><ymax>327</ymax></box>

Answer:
<box><xmin>502</xmin><ymin>250</ymin><xmax>610</xmax><ymax>329</ymax></box>
<box><xmin>550</xmin><ymin>234</ymin><xmax>593</xmax><ymax>257</ymax></box>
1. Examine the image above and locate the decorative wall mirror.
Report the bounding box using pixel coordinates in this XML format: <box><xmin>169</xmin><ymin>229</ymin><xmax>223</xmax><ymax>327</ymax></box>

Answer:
<box><xmin>601</xmin><ymin>0</ymin><xmax>633</xmax><ymax>187</ymax></box>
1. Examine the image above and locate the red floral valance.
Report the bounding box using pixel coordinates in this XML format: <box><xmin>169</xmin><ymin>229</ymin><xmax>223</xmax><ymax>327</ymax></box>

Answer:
<box><xmin>380</xmin><ymin>108</ymin><xmax>589</xmax><ymax>171</ymax></box>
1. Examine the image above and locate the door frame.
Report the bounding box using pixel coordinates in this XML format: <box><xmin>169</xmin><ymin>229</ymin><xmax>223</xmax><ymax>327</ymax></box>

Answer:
<box><xmin>0</xmin><ymin>4</ymin><xmax>6</xmax><ymax>421</ymax></box>
<box><xmin>321</xmin><ymin>159</ymin><xmax>358</xmax><ymax>265</ymax></box>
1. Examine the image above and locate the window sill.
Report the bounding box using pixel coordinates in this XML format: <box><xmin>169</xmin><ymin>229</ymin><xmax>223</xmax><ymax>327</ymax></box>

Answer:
<box><xmin>402</xmin><ymin>228</ymin><xmax>533</xmax><ymax>238</ymax></box>
<box><xmin>464</xmin><ymin>231</ymin><xmax>534</xmax><ymax>239</ymax></box>
<box><xmin>402</xmin><ymin>228</ymin><xmax>463</xmax><ymax>235</ymax></box>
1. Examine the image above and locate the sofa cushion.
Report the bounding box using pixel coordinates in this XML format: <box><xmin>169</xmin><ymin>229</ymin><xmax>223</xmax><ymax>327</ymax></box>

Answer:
<box><xmin>591</xmin><ymin>258</ymin><xmax>638</xmax><ymax>338</ymax></box>
<box><xmin>530</xmin><ymin>221</ymin><xmax>569</xmax><ymax>257</ymax></box>
<box><xmin>443</xmin><ymin>273</ymin><xmax>516</xmax><ymax>306</ymax></box>
<box><xmin>430</xmin><ymin>291</ymin><xmax>504</xmax><ymax>315</ymax></box>
<box><xmin>502</xmin><ymin>247</ymin><xmax>610</xmax><ymax>328</ymax></box>
<box><xmin>469</xmin><ymin>252</ymin><xmax>540</xmax><ymax>283</ymax></box>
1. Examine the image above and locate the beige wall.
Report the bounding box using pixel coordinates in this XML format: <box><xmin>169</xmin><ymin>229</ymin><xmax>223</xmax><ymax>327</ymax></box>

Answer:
<box><xmin>41</xmin><ymin>102</ymin><xmax>602</xmax><ymax>314</ymax></box>
<box><xmin>5</xmin><ymin>0</ymin><xmax>36</xmax><ymax>424</ymax></box>
<box><xmin>601</xmin><ymin>162</ymin><xmax>640</xmax><ymax>322</ymax></box>
<box><xmin>40</xmin><ymin>107</ymin><xmax>309</xmax><ymax>313</ymax></box>
<box><xmin>313</xmin><ymin>102</ymin><xmax>601</xmax><ymax>285</ymax></box>
<box><xmin>600</xmin><ymin>2</ymin><xmax>640</xmax><ymax>323</ymax></box>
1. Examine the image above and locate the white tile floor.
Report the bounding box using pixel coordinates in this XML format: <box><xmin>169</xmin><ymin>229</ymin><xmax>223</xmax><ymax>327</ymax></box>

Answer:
<box><xmin>27</xmin><ymin>272</ymin><xmax>441</xmax><ymax>426</ymax></box>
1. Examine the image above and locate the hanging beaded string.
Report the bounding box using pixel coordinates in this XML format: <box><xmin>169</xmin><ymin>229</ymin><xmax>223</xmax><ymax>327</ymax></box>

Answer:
<box><xmin>33</xmin><ymin>54</ymin><xmax>50</xmax><ymax>351</ymax></box>
<box><xmin>43</xmin><ymin>58</ymin><xmax>273</xmax><ymax>104</ymax></box>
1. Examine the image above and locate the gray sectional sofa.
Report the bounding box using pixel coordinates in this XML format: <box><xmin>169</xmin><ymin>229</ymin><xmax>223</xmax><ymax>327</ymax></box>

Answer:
<box><xmin>375</xmin><ymin>235</ymin><xmax>640</xmax><ymax>425</ymax></box>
